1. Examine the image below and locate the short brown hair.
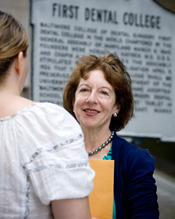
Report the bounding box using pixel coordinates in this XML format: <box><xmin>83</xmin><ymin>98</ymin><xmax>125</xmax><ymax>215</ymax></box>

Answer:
<box><xmin>63</xmin><ymin>53</ymin><xmax>134</xmax><ymax>131</ymax></box>
<box><xmin>0</xmin><ymin>11</ymin><xmax>29</xmax><ymax>81</ymax></box>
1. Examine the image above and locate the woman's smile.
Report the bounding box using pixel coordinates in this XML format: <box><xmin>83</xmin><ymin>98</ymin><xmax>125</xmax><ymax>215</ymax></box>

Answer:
<box><xmin>83</xmin><ymin>108</ymin><xmax>100</xmax><ymax>116</ymax></box>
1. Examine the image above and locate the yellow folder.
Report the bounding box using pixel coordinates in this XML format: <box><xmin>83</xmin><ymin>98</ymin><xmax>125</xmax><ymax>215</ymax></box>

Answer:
<box><xmin>89</xmin><ymin>159</ymin><xmax>114</xmax><ymax>219</ymax></box>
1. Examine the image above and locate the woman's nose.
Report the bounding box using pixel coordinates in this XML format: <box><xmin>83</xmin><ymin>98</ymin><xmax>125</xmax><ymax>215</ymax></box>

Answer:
<box><xmin>86</xmin><ymin>91</ymin><xmax>97</xmax><ymax>103</ymax></box>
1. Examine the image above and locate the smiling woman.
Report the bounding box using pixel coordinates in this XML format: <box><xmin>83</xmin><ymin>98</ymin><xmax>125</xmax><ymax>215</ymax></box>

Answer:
<box><xmin>63</xmin><ymin>53</ymin><xmax>159</xmax><ymax>218</ymax></box>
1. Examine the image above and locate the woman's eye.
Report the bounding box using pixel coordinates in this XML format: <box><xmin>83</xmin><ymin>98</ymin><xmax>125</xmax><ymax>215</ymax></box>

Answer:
<box><xmin>101</xmin><ymin>90</ymin><xmax>109</xmax><ymax>95</ymax></box>
<box><xmin>80</xmin><ymin>88</ymin><xmax>88</xmax><ymax>92</ymax></box>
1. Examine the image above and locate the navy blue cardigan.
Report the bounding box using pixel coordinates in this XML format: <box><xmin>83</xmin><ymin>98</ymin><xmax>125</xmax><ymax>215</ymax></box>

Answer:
<box><xmin>111</xmin><ymin>133</ymin><xmax>159</xmax><ymax>218</ymax></box>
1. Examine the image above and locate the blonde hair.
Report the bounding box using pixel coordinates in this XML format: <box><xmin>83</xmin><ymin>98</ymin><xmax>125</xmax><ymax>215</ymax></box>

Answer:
<box><xmin>0</xmin><ymin>11</ymin><xmax>29</xmax><ymax>80</ymax></box>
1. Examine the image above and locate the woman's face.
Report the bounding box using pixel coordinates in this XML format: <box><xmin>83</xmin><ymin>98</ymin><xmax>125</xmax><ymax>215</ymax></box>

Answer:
<box><xmin>73</xmin><ymin>69</ymin><xmax>119</xmax><ymax>131</ymax></box>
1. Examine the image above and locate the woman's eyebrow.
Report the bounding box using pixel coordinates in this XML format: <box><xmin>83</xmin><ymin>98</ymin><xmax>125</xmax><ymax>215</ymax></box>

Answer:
<box><xmin>78</xmin><ymin>83</ymin><xmax>89</xmax><ymax>87</ymax></box>
<box><xmin>99</xmin><ymin>86</ymin><xmax>113</xmax><ymax>92</ymax></box>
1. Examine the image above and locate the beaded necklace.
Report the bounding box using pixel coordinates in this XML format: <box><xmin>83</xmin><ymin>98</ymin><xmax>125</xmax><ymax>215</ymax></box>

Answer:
<box><xmin>88</xmin><ymin>131</ymin><xmax>114</xmax><ymax>156</ymax></box>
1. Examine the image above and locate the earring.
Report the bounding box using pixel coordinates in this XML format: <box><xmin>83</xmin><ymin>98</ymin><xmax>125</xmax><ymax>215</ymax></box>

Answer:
<box><xmin>113</xmin><ymin>112</ymin><xmax>117</xmax><ymax>118</ymax></box>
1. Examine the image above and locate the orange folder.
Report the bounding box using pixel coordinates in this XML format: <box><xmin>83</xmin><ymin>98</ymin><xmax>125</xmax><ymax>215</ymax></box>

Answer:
<box><xmin>89</xmin><ymin>159</ymin><xmax>114</xmax><ymax>219</ymax></box>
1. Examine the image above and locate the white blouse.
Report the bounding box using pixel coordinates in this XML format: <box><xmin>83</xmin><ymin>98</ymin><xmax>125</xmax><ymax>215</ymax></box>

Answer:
<box><xmin>0</xmin><ymin>102</ymin><xmax>94</xmax><ymax>219</ymax></box>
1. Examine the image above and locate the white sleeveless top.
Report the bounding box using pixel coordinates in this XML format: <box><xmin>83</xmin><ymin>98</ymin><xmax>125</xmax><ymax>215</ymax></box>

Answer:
<box><xmin>0</xmin><ymin>102</ymin><xmax>94</xmax><ymax>219</ymax></box>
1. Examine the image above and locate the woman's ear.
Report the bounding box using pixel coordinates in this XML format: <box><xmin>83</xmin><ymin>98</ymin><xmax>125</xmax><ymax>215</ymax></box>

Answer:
<box><xmin>114</xmin><ymin>103</ymin><xmax>120</xmax><ymax>114</ymax></box>
<box><xmin>15</xmin><ymin>52</ymin><xmax>23</xmax><ymax>75</ymax></box>
<box><xmin>72</xmin><ymin>97</ymin><xmax>75</xmax><ymax>113</ymax></box>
